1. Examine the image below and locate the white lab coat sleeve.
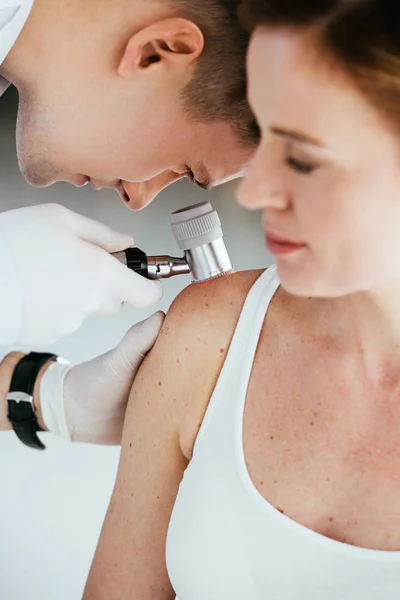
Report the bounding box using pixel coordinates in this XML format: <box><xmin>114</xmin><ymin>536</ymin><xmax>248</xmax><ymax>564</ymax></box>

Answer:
<box><xmin>0</xmin><ymin>2</ymin><xmax>34</xmax><ymax>67</ymax></box>
<box><xmin>0</xmin><ymin>229</ymin><xmax>22</xmax><ymax>356</ymax></box>
<box><xmin>0</xmin><ymin>0</ymin><xmax>36</xmax><ymax>358</ymax></box>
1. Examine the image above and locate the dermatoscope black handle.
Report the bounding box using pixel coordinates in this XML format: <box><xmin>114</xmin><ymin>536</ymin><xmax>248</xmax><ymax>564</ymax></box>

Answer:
<box><xmin>121</xmin><ymin>248</ymin><xmax>149</xmax><ymax>278</ymax></box>
<box><xmin>113</xmin><ymin>248</ymin><xmax>190</xmax><ymax>279</ymax></box>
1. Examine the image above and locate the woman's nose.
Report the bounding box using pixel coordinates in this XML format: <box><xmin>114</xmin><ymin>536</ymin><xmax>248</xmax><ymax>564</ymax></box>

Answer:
<box><xmin>237</xmin><ymin>143</ymin><xmax>289</xmax><ymax>212</ymax></box>
<box><xmin>122</xmin><ymin>171</ymin><xmax>186</xmax><ymax>210</ymax></box>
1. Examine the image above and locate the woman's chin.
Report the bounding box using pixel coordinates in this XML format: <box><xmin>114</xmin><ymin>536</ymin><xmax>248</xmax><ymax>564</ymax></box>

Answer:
<box><xmin>276</xmin><ymin>260</ymin><xmax>334</xmax><ymax>299</ymax></box>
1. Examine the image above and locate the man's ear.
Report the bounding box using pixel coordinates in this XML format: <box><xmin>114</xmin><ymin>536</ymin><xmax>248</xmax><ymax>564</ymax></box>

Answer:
<box><xmin>118</xmin><ymin>18</ymin><xmax>204</xmax><ymax>78</ymax></box>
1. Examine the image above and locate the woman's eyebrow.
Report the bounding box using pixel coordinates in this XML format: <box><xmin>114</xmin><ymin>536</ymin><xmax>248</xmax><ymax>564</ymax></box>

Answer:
<box><xmin>270</xmin><ymin>125</ymin><xmax>325</xmax><ymax>147</ymax></box>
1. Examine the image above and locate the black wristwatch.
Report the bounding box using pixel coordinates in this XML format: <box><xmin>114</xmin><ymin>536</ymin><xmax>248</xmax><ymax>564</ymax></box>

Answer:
<box><xmin>6</xmin><ymin>352</ymin><xmax>58</xmax><ymax>450</ymax></box>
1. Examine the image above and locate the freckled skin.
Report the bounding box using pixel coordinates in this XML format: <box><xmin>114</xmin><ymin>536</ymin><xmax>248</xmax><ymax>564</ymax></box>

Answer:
<box><xmin>85</xmin><ymin>264</ymin><xmax>400</xmax><ymax>598</ymax></box>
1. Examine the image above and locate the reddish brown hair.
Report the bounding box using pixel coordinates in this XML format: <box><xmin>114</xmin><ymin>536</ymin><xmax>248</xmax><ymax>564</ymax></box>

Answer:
<box><xmin>238</xmin><ymin>0</ymin><xmax>400</xmax><ymax>132</ymax></box>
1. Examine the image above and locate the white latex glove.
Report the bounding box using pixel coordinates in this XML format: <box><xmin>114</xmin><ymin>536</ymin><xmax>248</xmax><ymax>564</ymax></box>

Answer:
<box><xmin>0</xmin><ymin>204</ymin><xmax>162</xmax><ymax>346</ymax></box>
<box><xmin>39</xmin><ymin>311</ymin><xmax>165</xmax><ymax>444</ymax></box>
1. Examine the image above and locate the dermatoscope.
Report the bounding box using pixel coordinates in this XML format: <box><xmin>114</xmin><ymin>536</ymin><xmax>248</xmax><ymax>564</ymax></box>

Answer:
<box><xmin>113</xmin><ymin>201</ymin><xmax>233</xmax><ymax>284</ymax></box>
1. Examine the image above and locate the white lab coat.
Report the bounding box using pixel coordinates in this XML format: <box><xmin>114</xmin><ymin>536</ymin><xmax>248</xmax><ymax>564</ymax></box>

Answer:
<box><xmin>0</xmin><ymin>0</ymin><xmax>34</xmax><ymax>348</ymax></box>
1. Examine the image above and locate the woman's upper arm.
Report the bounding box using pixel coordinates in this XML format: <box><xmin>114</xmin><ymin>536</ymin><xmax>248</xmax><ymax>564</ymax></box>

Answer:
<box><xmin>83</xmin><ymin>307</ymin><xmax>192</xmax><ymax>600</ymax></box>
<box><xmin>83</xmin><ymin>271</ymin><xmax>262</xmax><ymax>600</ymax></box>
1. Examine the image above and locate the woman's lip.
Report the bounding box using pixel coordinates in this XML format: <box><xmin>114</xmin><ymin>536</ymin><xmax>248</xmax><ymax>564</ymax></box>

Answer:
<box><xmin>265</xmin><ymin>230</ymin><xmax>306</xmax><ymax>256</ymax></box>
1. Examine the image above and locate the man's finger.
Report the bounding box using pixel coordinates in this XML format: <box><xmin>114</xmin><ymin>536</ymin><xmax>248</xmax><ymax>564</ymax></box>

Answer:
<box><xmin>124</xmin><ymin>311</ymin><xmax>165</xmax><ymax>357</ymax></box>
<box><xmin>67</xmin><ymin>211</ymin><xmax>134</xmax><ymax>252</ymax></box>
<box><xmin>110</xmin><ymin>260</ymin><xmax>163</xmax><ymax>308</ymax></box>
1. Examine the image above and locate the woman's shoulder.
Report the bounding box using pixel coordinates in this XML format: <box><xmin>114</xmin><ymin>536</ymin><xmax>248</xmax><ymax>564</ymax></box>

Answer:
<box><xmin>169</xmin><ymin>268</ymin><xmax>264</xmax><ymax>322</ymax></box>
<box><xmin>163</xmin><ymin>268</ymin><xmax>264</xmax><ymax>361</ymax></box>
<box><xmin>145</xmin><ymin>268</ymin><xmax>265</xmax><ymax>458</ymax></box>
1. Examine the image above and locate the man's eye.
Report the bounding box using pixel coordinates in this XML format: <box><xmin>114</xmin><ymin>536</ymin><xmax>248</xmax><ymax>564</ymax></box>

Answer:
<box><xmin>285</xmin><ymin>156</ymin><xmax>316</xmax><ymax>174</ymax></box>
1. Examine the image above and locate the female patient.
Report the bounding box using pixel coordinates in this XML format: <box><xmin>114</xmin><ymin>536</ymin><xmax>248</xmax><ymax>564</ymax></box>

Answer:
<box><xmin>84</xmin><ymin>1</ymin><xmax>400</xmax><ymax>598</ymax></box>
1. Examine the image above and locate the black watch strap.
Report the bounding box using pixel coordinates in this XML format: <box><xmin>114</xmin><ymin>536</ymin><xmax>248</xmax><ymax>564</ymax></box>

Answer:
<box><xmin>7</xmin><ymin>352</ymin><xmax>58</xmax><ymax>450</ymax></box>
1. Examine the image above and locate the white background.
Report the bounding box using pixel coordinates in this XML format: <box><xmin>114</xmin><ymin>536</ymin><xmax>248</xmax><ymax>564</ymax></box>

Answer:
<box><xmin>0</xmin><ymin>87</ymin><xmax>271</xmax><ymax>599</ymax></box>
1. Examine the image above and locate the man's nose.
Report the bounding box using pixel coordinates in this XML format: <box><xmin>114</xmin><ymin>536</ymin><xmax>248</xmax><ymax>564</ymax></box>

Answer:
<box><xmin>237</xmin><ymin>143</ymin><xmax>289</xmax><ymax>212</ymax></box>
<box><xmin>122</xmin><ymin>171</ymin><xmax>186</xmax><ymax>211</ymax></box>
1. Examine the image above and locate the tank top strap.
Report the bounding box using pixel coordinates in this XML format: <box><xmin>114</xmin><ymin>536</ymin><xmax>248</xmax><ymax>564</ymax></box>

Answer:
<box><xmin>194</xmin><ymin>266</ymin><xmax>280</xmax><ymax>447</ymax></box>
<box><xmin>224</xmin><ymin>265</ymin><xmax>280</xmax><ymax>368</ymax></box>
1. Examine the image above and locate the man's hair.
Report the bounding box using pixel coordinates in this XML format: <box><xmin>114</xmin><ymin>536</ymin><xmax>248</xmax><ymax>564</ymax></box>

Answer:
<box><xmin>171</xmin><ymin>0</ymin><xmax>259</xmax><ymax>146</ymax></box>
<box><xmin>238</xmin><ymin>0</ymin><xmax>400</xmax><ymax>137</ymax></box>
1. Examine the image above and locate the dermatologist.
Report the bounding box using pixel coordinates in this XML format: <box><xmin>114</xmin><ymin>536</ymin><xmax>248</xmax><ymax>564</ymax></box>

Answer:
<box><xmin>0</xmin><ymin>0</ymin><xmax>256</xmax><ymax>449</ymax></box>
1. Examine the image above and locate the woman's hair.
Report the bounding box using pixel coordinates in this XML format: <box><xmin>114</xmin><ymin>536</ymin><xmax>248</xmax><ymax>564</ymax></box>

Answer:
<box><xmin>238</xmin><ymin>0</ymin><xmax>400</xmax><ymax>132</ymax></box>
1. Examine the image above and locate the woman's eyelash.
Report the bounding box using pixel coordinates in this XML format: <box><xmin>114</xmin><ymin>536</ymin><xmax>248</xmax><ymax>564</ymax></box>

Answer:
<box><xmin>285</xmin><ymin>156</ymin><xmax>316</xmax><ymax>175</ymax></box>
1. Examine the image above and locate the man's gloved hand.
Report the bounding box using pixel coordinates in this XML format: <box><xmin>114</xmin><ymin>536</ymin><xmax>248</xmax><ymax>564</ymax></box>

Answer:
<box><xmin>38</xmin><ymin>311</ymin><xmax>165</xmax><ymax>444</ymax></box>
<box><xmin>0</xmin><ymin>204</ymin><xmax>162</xmax><ymax>346</ymax></box>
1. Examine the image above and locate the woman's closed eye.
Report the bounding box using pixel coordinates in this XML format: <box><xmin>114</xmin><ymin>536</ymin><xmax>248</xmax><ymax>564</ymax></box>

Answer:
<box><xmin>283</xmin><ymin>139</ymin><xmax>319</xmax><ymax>175</ymax></box>
<box><xmin>285</xmin><ymin>155</ymin><xmax>317</xmax><ymax>175</ymax></box>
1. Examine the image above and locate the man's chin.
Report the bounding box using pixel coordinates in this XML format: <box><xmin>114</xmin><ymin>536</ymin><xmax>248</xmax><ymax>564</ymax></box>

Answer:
<box><xmin>21</xmin><ymin>173</ymin><xmax>55</xmax><ymax>188</ymax></box>
<box><xmin>18</xmin><ymin>161</ymin><xmax>56</xmax><ymax>188</ymax></box>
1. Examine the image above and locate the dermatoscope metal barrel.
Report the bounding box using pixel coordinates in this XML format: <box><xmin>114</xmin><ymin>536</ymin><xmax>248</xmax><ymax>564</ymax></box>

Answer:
<box><xmin>113</xmin><ymin>201</ymin><xmax>233</xmax><ymax>283</ymax></box>
<box><xmin>170</xmin><ymin>202</ymin><xmax>233</xmax><ymax>283</ymax></box>
<box><xmin>112</xmin><ymin>247</ymin><xmax>190</xmax><ymax>279</ymax></box>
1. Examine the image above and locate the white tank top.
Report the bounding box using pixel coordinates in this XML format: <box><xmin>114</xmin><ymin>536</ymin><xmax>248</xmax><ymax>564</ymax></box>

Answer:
<box><xmin>166</xmin><ymin>267</ymin><xmax>400</xmax><ymax>600</ymax></box>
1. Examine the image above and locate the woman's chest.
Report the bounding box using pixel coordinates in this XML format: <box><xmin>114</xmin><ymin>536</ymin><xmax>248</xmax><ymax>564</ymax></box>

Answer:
<box><xmin>243</xmin><ymin>343</ymin><xmax>400</xmax><ymax>551</ymax></box>
<box><xmin>168</xmin><ymin>358</ymin><xmax>400</xmax><ymax>600</ymax></box>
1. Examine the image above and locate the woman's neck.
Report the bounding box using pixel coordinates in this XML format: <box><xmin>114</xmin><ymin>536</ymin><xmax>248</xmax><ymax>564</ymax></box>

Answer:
<box><xmin>340</xmin><ymin>279</ymin><xmax>400</xmax><ymax>386</ymax></box>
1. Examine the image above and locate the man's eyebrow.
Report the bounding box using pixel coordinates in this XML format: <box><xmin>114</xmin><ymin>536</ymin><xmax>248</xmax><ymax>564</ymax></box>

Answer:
<box><xmin>270</xmin><ymin>126</ymin><xmax>325</xmax><ymax>147</ymax></box>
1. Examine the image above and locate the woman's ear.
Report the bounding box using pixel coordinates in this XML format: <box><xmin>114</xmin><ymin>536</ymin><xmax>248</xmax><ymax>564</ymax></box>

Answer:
<box><xmin>118</xmin><ymin>17</ymin><xmax>204</xmax><ymax>77</ymax></box>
